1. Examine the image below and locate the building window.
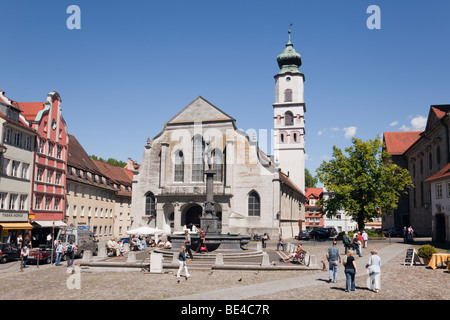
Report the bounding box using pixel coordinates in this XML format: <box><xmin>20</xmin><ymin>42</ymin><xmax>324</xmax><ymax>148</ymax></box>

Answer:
<box><xmin>0</xmin><ymin>193</ymin><xmax>6</xmax><ymax>209</ymax></box>
<box><xmin>34</xmin><ymin>196</ymin><xmax>42</xmax><ymax>210</ymax></box>
<box><xmin>145</xmin><ymin>193</ymin><xmax>156</xmax><ymax>216</ymax></box>
<box><xmin>55</xmin><ymin>172</ymin><xmax>61</xmax><ymax>185</ymax></box>
<box><xmin>54</xmin><ymin>198</ymin><xmax>60</xmax><ymax>211</ymax></box>
<box><xmin>12</xmin><ymin>161</ymin><xmax>19</xmax><ymax>177</ymax></box>
<box><xmin>284</xmin><ymin>111</ymin><xmax>294</xmax><ymax>126</ymax></box>
<box><xmin>21</xmin><ymin>163</ymin><xmax>29</xmax><ymax>179</ymax></box>
<box><xmin>56</xmin><ymin>144</ymin><xmax>63</xmax><ymax>159</ymax></box>
<box><xmin>212</xmin><ymin>149</ymin><xmax>223</xmax><ymax>182</ymax></box>
<box><xmin>447</xmin><ymin>182</ymin><xmax>450</xmax><ymax>198</ymax></box>
<box><xmin>14</xmin><ymin>132</ymin><xmax>22</xmax><ymax>147</ymax></box>
<box><xmin>45</xmin><ymin>197</ymin><xmax>52</xmax><ymax>210</ymax></box>
<box><xmin>48</xmin><ymin>141</ymin><xmax>54</xmax><ymax>157</ymax></box>
<box><xmin>436</xmin><ymin>183</ymin><xmax>443</xmax><ymax>199</ymax></box>
<box><xmin>248</xmin><ymin>191</ymin><xmax>260</xmax><ymax>216</ymax></box>
<box><xmin>192</xmin><ymin>135</ymin><xmax>205</xmax><ymax>182</ymax></box>
<box><xmin>437</xmin><ymin>146</ymin><xmax>441</xmax><ymax>165</ymax></box>
<box><xmin>174</xmin><ymin>150</ymin><xmax>184</xmax><ymax>182</ymax></box>
<box><xmin>284</xmin><ymin>89</ymin><xmax>293</xmax><ymax>102</ymax></box>
<box><xmin>46</xmin><ymin>170</ymin><xmax>53</xmax><ymax>184</ymax></box>
<box><xmin>429</xmin><ymin>152</ymin><xmax>432</xmax><ymax>170</ymax></box>
<box><xmin>19</xmin><ymin>195</ymin><xmax>27</xmax><ymax>210</ymax></box>
<box><xmin>36</xmin><ymin>168</ymin><xmax>44</xmax><ymax>182</ymax></box>
<box><xmin>8</xmin><ymin>194</ymin><xmax>17</xmax><ymax>210</ymax></box>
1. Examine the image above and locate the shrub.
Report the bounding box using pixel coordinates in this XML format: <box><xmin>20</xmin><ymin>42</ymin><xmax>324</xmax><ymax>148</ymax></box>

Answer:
<box><xmin>417</xmin><ymin>244</ymin><xmax>438</xmax><ymax>259</ymax></box>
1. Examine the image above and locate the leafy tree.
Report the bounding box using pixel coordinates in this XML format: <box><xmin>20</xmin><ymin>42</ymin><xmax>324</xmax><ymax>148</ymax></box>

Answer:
<box><xmin>305</xmin><ymin>168</ymin><xmax>318</xmax><ymax>188</ymax></box>
<box><xmin>90</xmin><ymin>155</ymin><xmax>127</xmax><ymax>167</ymax></box>
<box><xmin>316</xmin><ymin>137</ymin><xmax>413</xmax><ymax>231</ymax></box>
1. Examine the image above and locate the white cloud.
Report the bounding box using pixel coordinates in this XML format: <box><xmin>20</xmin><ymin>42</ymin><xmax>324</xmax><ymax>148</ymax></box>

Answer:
<box><xmin>411</xmin><ymin>115</ymin><xmax>427</xmax><ymax>130</ymax></box>
<box><xmin>389</xmin><ymin>121</ymin><xmax>398</xmax><ymax>127</ymax></box>
<box><xmin>317</xmin><ymin>130</ymin><xmax>323</xmax><ymax>136</ymax></box>
<box><xmin>343</xmin><ymin>126</ymin><xmax>357</xmax><ymax>139</ymax></box>
<box><xmin>400</xmin><ymin>115</ymin><xmax>426</xmax><ymax>131</ymax></box>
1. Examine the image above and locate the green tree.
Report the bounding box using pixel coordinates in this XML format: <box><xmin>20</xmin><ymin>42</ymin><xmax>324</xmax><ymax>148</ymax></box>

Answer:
<box><xmin>90</xmin><ymin>155</ymin><xmax>127</xmax><ymax>167</ymax></box>
<box><xmin>316</xmin><ymin>137</ymin><xmax>413</xmax><ymax>231</ymax></box>
<box><xmin>305</xmin><ymin>168</ymin><xmax>318</xmax><ymax>188</ymax></box>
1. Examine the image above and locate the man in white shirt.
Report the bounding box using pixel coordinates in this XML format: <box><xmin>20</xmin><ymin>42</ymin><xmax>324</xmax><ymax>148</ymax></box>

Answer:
<box><xmin>362</xmin><ymin>230</ymin><xmax>369</xmax><ymax>248</ymax></box>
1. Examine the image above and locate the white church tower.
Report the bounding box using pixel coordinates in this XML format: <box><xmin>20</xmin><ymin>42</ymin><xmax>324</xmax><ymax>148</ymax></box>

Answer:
<box><xmin>273</xmin><ymin>30</ymin><xmax>306</xmax><ymax>193</ymax></box>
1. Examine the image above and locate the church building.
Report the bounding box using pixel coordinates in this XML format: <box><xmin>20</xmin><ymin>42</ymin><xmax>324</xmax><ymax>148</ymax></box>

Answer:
<box><xmin>131</xmin><ymin>32</ymin><xmax>306</xmax><ymax>238</ymax></box>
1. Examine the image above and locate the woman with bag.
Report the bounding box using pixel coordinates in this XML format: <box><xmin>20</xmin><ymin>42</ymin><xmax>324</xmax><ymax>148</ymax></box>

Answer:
<box><xmin>177</xmin><ymin>246</ymin><xmax>191</xmax><ymax>279</ymax></box>
<box><xmin>366</xmin><ymin>248</ymin><xmax>381</xmax><ymax>293</ymax></box>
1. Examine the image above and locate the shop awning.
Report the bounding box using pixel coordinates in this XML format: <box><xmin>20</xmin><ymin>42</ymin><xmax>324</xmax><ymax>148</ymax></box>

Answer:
<box><xmin>0</xmin><ymin>222</ymin><xmax>33</xmax><ymax>230</ymax></box>
<box><xmin>32</xmin><ymin>220</ymin><xmax>67</xmax><ymax>228</ymax></box>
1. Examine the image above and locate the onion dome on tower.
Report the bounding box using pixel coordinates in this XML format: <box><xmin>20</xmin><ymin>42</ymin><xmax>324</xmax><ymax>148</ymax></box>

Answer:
<box><xmin>276</xmin><ymin>30</ymin><xmax>302</xmax><ymax>75</ymax></box>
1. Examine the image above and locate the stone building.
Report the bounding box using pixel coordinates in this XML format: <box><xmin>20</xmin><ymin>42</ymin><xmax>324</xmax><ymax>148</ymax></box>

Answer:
<box><xmin>383</xmin><ymin>104</ymin><xmax>450</xmax><ymax>239</ymax></box>
<box><xmin>131</xmin><ymin>32</ymin><xmax>306</xmax><ymax>238</ymax></box>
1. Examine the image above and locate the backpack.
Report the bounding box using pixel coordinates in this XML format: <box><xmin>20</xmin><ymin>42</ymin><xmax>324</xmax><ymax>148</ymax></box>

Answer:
<box><xmin>66</xmin><ymin>245</ymin><xmax>73</xmax><ymax>254</ymax></box>
<box><xmin>343</xmin><ymin>235</ymin><xmax>351</xmax><ymax>245</ymax></box>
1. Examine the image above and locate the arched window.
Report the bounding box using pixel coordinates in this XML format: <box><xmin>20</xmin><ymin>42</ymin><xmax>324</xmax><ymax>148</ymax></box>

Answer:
<box><xmin>145</xmin><ymin>193</ymin><xmax>156</xmax><ymax>216</ymax></box>
<box><xmin>212</xmin><ymin>149</ymin><xmax>223</xmax><ymax>181</ymax></box>
<box><xmin>284</xmin><ymin>89</ymin><xmax>293</xmax><ymax>102</ymax></box>
<box><xmin>284</xmin><ymin>111</ymin><xmax>294</xmax><ymax>126</ymax></box>
<box><xmin>437</xmin><ymin>146</ymin><xmax>441</xmax><ymax>165</ymax></box>
<box><xmin>192</xmin><ymin>135</ymin><xmax>205</xmax><ymax>181</ymax></box>
<box><xmin>174</xmin><ymin>150</ymin><xmax>184</xmax><ymax>182</ymax></box>
<box><xmin>248</xmin><ymin>191</ymin><xmax>260</xmax><ymax>216</ymax></box>
<box><xmin>429</xmin><ymin>152</ymin><xmax>432</xmax><ymax>170</ymax></box>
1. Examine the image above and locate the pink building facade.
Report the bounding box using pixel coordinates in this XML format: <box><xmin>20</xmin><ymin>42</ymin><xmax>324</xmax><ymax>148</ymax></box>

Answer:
<box><xmin>17</xmin><ymin>91</ymin><xmax>68</xmax><ymax>223</ymax></box>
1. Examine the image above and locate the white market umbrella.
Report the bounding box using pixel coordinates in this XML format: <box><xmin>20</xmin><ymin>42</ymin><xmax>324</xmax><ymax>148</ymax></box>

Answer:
<box><xmin>126</xmin><ymin>226</ymin><xmax>164</xmax><ymax>236</ymax></box>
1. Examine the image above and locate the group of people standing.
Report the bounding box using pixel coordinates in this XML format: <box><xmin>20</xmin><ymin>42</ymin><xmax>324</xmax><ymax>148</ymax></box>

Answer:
<box><xmin>327</xmin><ymin>233</ymin><xmax>382</xmax><ymax>293</ymax></box>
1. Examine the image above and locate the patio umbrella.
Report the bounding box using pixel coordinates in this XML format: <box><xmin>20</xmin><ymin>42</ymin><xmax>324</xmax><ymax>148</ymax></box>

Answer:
<box><xmin>126</xmin><ymin>226</ymin><xmax>164</xmax><ymax>236</ymax></box>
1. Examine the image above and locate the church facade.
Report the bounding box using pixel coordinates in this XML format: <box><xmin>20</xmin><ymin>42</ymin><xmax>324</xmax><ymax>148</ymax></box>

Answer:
<box><xmin>131</xmin><ymin>33</ymin><xmax>306</xmax><ymax>238</ymax></box>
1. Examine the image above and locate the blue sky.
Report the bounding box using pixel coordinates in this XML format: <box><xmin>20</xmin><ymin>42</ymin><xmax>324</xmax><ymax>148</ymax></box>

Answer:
<box><xmin>2</xmin><ymin>0</ymin><xmax>450</xmax><ymax>180</ymax></box>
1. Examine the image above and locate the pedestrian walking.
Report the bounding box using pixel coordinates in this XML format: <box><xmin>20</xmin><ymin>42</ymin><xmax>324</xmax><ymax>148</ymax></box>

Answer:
<box><xmin>407</xmin><ymin>226</ymin><xmax>414</xmax><ymax>243</ymax></box>
<box><xmin>65</xmin><ymin>241</ymin><xmax>75</xmax><ymax>268</ymax></box>
<box><xmin>277</xmin><ymin>234</ymin><xmax>285</xmax><ymax>251</ymax></box>
<box><xmin>326</xmin><ymin>240</ymin><xmax>341</xmax><ymax>283</ymax></box>
<box><xmin>403</xmin><ymin>226</ymin><xmax>408</xmax><ymax>243</ymax></box>
<box><xmin>55</xmin><ymin>240</ymin><xmax>63</xmax><ymax>266</ymax></box>
<box><xmin>351</xmin><ymin>237</ymin><xmax>362</xmax><ymax>257</ymax></box>
<box><xmin>46</xmin><ymin>233</ymin><xmax>52</xmax><ymax>248</ymax></box>
<box><xmin>183</xmin><ymin>230</ymin><xmax>194</xmax><ymax>259</ymax></box>
<box><xmin>262</xmin><ymin>233</ymin><xmax>268</xmax><ymax>249</ymax></box>
<box><xmin>362</xmin><ymin>230</ymin><xmax>368</xmax><ymax>248</ymax></box>
<box><xmin>342</xmin><ymin>231</ymin><xmax>351</xmax><ymax>254</ymax></box>
<box><xmin>20</xmin><ymin>244</ymin><xmax>29</xmax><ymax>268</ymax></box>
<box><xmin>366</xmin><ymin>248</ymin><xmax>382</xmax><ymax>293</ymax></box>
<box><xmin>343</xmin><ymin>250</ymin><xmax>357</xmax><ymax>292</ymax></box>
<box><xmin>177</xmin><ymin>246</ymin><xmax>191</xmax><ymax>279</ymax></box>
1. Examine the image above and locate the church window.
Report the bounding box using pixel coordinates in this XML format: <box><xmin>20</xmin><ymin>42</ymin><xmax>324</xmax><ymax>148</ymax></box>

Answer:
<box><xmin>145</xmin><ymin>193</ymin><xmax>156</xmax><ymax>216</ymax></box>
<box><xmin>248</xmin><ymin>191</ymin><xmax>260</xmax><ymax>216</ymax></box>
<box><xmin>284</xmin><ymin>89</ymin><xmax>293</xmax><ymax>102</ymax></box>
<box><xmin>428</xmin><ymin>152</ymin><xmax>432</xmax><ymax>170</ymax></box>
<box><xmin>212</xmin><ymin>149</ymin><xmax>223</xmax><ymax>182</ymax></box>
<box><xmin>192</xmin><ymin>135</ymin><xmax>205</xmax><ymax>181</ymax></box>
<box><xmin>174</xmin><ymin>150</ymin><xmax>184</xmax><ymax>182</ymax></box>
<box><xmin>292</xmin><ymin>132</ymin><xmax>298</xmax><ymax>142</ymax></box>
<box><xmin>280</xmin><ymin>133</ymin><xmax>285</xmax><ymax>143</ymax></box>
<box><xmin>437</xmin><ymin>146</ymin><xmax>441</xmax><ymax>165</ymax></box>
<box><xmin>284</xmin><ymin>111</ymin><xmax>294</xmax><ymax>126</ymax></box>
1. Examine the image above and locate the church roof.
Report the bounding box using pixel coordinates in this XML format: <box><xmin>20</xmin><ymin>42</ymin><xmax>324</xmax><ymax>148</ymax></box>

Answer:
<box><xmin>383</xmin><ymin>131</ymin><xmax>422</xmax><ymax>155</ymax></box>
<box><xmin>167</xmin><ymin>96</ymin><xmax>235</xmax><ymax>125</ymax></box>
<box><xmin>279</xmin><ymin>171</ymin><xmax>305</xmax><ymax>197</ymax></box>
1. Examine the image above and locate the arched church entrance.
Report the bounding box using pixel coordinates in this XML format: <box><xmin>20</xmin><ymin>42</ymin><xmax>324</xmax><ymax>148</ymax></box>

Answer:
<box><xmin>183</xmin><ymin>204</ymin><xmax>203</xmax><ymax>230</ymax></box>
